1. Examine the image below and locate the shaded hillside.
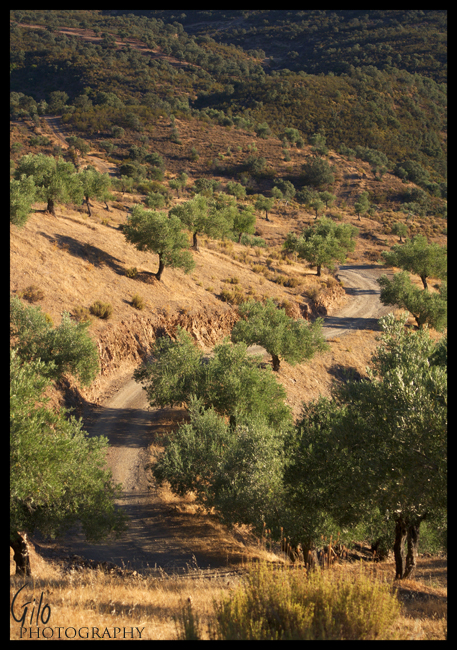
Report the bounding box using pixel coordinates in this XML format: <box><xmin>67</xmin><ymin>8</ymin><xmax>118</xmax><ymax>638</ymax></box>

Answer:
<box><xmin>10</xmin><ymin>10</ymin><xmax>447</xmax><ymax>187</ymax></box>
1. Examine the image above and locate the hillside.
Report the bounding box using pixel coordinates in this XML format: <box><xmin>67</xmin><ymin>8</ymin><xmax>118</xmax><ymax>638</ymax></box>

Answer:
<box><xmin>10</xmin><ymin>10</ymin><xmax>446</xmax><ymax>641</ymax></box>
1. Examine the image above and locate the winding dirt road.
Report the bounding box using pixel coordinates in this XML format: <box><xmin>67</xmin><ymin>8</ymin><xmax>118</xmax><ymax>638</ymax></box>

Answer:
<box><xmin>49</xmin><ymin>263</ymin><xmax>393</xmax><ymax>574</ymax></box>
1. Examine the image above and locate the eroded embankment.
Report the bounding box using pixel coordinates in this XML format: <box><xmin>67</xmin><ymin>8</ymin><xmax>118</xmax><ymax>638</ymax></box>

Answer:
<box><xmin>63</xmin><ymin>307</ymin><xmax>240</xmax><ymax>409</ymax></box>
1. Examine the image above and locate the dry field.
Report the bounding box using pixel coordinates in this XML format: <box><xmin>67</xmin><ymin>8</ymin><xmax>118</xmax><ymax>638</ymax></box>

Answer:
<box><xmin>10</xmin><ymin>542</ymin><xmax>447</xmax><ymax>640</ymax></box>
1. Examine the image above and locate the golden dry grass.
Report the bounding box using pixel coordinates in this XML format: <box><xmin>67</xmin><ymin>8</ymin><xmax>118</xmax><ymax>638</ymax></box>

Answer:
<box><xmin>10</xmin><ymin>546</ymin><xmax>446</xmax><ymax>640</ymax></box>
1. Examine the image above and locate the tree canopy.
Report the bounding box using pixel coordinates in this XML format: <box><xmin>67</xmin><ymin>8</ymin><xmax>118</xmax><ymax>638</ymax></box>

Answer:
<box><xmin>134</xmin><ymin>328</ymin><xmax>292</xmax><ymax>429</ymax></box>
<box><xmin>10</xmin><ymin>350</ymin><xmax>126</xmax><ymax>575</ymax></box>
<box><xmin>123</xmin><ymin>205</ymin><xmax>195</xmax><ymax>280</ymax></box>
<box><xmin>231</xmin><ymin>299</ymin><xmax>329</xmax><ymax>371</ymax></box>
<box><xmin>14</xmin><ymin>153</ymin><xmax>83</xmax><ymax>216</ymax></box>
<box><xmin>169</xmin><ymin>193</ymin><xmax>233</xmax><ymax>250</ymax></box>
<box><xmin>381</xmin><ymin>234</ymin><xmax>447</xmax><ymax>290</ymax></box>
<box><xmin>378</xmin><ymin>272</ymin><xmax>447</xmax><ymax>331</ymax></box>
<box><xmin>284</xmin><ymin>216</ymin><xmax>358</xmax><ymax>276</ymax></box>
<box><xmin>284</xmin><ymin>313</ymin><xmax>447</xmax><ymax>577</ymax></box>
<box><xmin>10</xmin><ymin>295</ymin><xmax>99</xmax><ymax>386</ymax></box>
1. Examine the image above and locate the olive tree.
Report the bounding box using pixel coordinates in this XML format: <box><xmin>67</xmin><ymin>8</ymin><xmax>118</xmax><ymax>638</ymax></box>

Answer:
<box><xmin>10</xmin><ymin>351</ymin><xmax>126</xmax><ymax>576</ymax></box>
<box><xmin>231</xmin><ymin>299</ymin><xmax>329</xmax><ymax>371</ymax></box>
<box><xmin>378</xmin><ymin>272</ymin><xmax>447</xmax><ymax>331</ymax></box>
<box><xmin>285</xmin><ymin>216</ymin><xmax>358</xmax><ymax>276</ymax></box>
<box><xmin>10</xmin><ymin>175</ymin><xmax>36</xmax><ymax>227</ymax></box>
<box><xmin>123</xmin><ymin>205</ymin><xmax>195</xmax><ymax>281</ymax></box>
<box><xmin>169</xmin><ymin>194</ymin><xmax>233</xmax><ymax>250</ymax></box>
<box><xmin>134</xmin><ymin>328</ymin><xmax>292</xmax><ymax>430</ymax></box>
<box><xmin>285</xmin><ymin>314</ymin><xmax>447</xmax><ymax>579</ymax></box>
<box><xmin>14</xmin><ymin>153</ymin><xmax>83</xmax><ymax>216</ymax></box>
<box><xmin>381</xmin><ymin>235</ymin><xmax>447</xmax><ymax>290</ymax></box>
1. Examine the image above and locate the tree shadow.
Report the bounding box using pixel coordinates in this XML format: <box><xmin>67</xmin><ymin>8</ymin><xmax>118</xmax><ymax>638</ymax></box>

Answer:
<box><xmin>40</xmin><ymin>232</ymin><xmax>125</xmax><ymax>274</ymax></box>
<box><xmin>328</xmin><ymin>364</ymin><xmax>364</xmax><ymax>384</ymax></box>
<box><xmin>323</xmin><ymin>315</ymin><xmax>382</xmax><ymax>331</ymax></box>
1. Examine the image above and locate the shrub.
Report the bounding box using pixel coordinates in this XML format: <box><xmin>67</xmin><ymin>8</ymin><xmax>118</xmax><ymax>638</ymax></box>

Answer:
<box><xmin>125</xmin><ymin>267</ymin><xmax>138</xmax><ymax>278</ymax></box>
<box><xmin>89</xmin><ymin>300</ymin><xmax>113</xmax><ymax>319</ymax></box>
<box><xmin>199</xmin><ymin>563</ymin><xmax>402</xmax><ymax>641</ymax></box>
<box><xmin>219</xmin><ymin>286</ymin><xmax>245</xmax><ymax>305</ymax></box>
<box><xmin>72</xmin><ymin>305</ymin><xmax>92</xmax><ymax>323</ymax></box>
<box><xmin>20</xmin><ymin>285</ymin><xmax>44</xmax><ymax>303</ymax></box>
<box><xmin>131</xmin><ymin>294</ymin><xmax>145</xmax><ymax>310</ymax></box>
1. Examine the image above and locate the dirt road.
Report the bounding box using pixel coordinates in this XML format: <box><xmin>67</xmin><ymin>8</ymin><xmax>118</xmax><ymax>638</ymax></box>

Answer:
<box><xmin>41</xmin><ymin>115</ymin><xmax>118</xmax><ymax>177</ymax></box>
<box><xmin>41</xmin><ymin>264</ymin><xmax>392</xmax><ymax>573</ymax></box>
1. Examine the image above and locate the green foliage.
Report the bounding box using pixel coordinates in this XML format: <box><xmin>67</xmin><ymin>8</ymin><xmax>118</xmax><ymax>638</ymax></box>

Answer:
<box><xmin>381</xmin><ymin>234</ymin><xmax>447</xmax><ymax>289</ymax></box>
<box><xmin>10</xmin><ymin>175</ymin><xmax>36</xmax><ymax>227</ymax></box>
<box><xmin>123</xmin><ymin>205</ymin><xmax>195</xmax><ymax>280</ymax></box>
<box><xmin>354</xmin><ymin>191</ymin><xmax>370</xmax><ymax>219</ymax></box>
<box><xmin>286</xmin><ymin>313</ymin><xmax>447</xmax><ymax>556</ymax></box>
<box><xmin>232</xmin><ymin>204</ymin><xmax>256</xmax><ymax>242</ymax></box>
<box><xmin>378</xmin><ymin>272</ymin><xmax>447</xmax><ymax>331</ymax></box>
<box><xmin>134</xmin><ymin>328</ymin><xmax>292</xmax><ymax>429</ymax></box>
<box><xmin>231</xmin><ymin>299</ymin><xmax>329</xmax><ymax>371</ymax></box>
<box><xmin>285</xmin><ymin>216</ymin><xmax>358</xmax><ymax>275</ymax></box>
<box><xmin>391</xmin><ymin>221</ymin><xmax>408</xmax><ymax>242</ymax></box>
<box><xmin>169</xmin><ymin>194</ymin><xmax>233</xmax><ymax>248</ymax></box>
<box><xmin>255</xmin><ymin>195</ymin><xmax>275</xmax><ymax>220</ymax></box>
<box><xmin>14</xmin><ymin>153</ymin><xmax>83</xmax><ymax>214</ymax></box>
<box><xmin>78</xmin><ymin>167</ymin><xmax>112</xmax><ymax>214</ymax></box>
<box><xmin>226</xmin><ymin>180</ymin><xmax>246</xmax><ymax>199</ymax></box>
<box><xmin>154</xmin><ymin>399</ymin><xmax>288</xmax><ymax>533</ymax></box>
<box><xmin>207</xmin><ymin>563</ymin><xmax>402</xmax><ymax>641</ymax></box>
<box><xmin>146</xmin><ymin>191</ymin><xmax>166</xmax><ymax>209</ymax></box>
<box><xmin>10</xmin><ymin>296</ymin><xmax>99</xmax><ymax>386</ymax></box>
<box><xmin>301</xmin><ymin>157</ymin><xmax>335</xmax><ymax>187</ymax></box>
<box><xmin>10</xmin><ymin>349</ymin><xmax>126</xmax><ymax>546</ymax></box>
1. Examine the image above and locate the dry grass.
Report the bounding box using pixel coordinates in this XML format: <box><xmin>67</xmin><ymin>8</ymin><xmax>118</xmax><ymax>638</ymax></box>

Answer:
<box><xmin>10</xmin><ymin>546</ymin><xmax>446</xmax><ymax>640</ymax></box>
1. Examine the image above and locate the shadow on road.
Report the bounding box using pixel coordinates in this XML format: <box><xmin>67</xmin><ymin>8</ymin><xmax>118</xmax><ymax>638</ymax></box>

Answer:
<box><xmin>323</xmin><ymin>315</ymin><xmax>382</xmax><ymax>331</ymax></box>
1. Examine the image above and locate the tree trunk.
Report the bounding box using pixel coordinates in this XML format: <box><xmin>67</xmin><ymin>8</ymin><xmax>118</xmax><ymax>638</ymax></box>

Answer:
<box><xmin>404</xmin><ymin>521</ymin><xmax>421</xmax><ymax>579</ymax></box>
<box><xmin>316</xmin><ymin>264</ymin><xmax>322</xmax><ymax>277</ymax></box>
<box><xmin>85</xmin><ymin>195</ymin><xmax>92</xmax><ymax>217</ymax></box>
<box><xmin>238</xmin><ymin>232</ymin><xmax>243</xmax><ymax>243</ymax></box>
<box><xmin>420</xmin><ymin>275</ymin><xmax>428</xmax><ymax>290</ymax></box>
<box><xmin>47</xmin><ymin>198</ymin><xmax>56</xmax><ymax>217</ymax></box>
<box><xmin>271</xmin><ymin>353</ymin><xmax>281</xmax><ymax>372</ymax></box>
<box><xmin>104</xmin><ymin>200</ymin><xmax>110</xmax><ymax>211</ymax></box>
<box><xmin>265</xmin><ymin>211</ymin><xmax>270</xmax><ymax>222</ymax></box>
<box><xmin>155</xmin><ymin>256</ymin><xmax>165</xmax><ymax>281</ymax></box>
<box><xmin>10</xmin><ymin>532</ymin><xmax>31</xmax><ymax>576</ymax></box>
<box><xmin>394</xmin><ymin>515</ymin><xmax>408</xmax><ymax>579</ymax></box>
<box><xmin>192</xmin><ymin>231</ymin><xmax>199</xmax><ymax>251</ymax></box>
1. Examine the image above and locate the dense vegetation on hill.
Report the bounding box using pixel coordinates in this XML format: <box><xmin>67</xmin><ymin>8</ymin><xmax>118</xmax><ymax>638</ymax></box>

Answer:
<box><xmin>10</xmin><ymin>10</ymin><xmax>447</xmax><ymax>191</ymax></box>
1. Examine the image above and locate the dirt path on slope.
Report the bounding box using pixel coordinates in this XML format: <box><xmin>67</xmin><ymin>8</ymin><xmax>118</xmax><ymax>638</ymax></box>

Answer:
<box><xmin>322</xmin><ymin>263</ymin><xmax>394</xmax><ymax>336</ymax></box>
<box><xmin>36</xmin><ymin>264</ymin><xmax>393</xmax><ymax>574</ymax></box>
<box><xmin>41</xmin><ymin>115</ymin><xmax>119</xmax><ymax>177</ymax></box>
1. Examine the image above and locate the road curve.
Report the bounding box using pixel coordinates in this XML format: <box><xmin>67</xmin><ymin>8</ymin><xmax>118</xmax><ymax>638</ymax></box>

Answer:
<box><xmin>50</xmin><ymin>264</ymin><xmax>393</xmax><ymax>572</ymax></box>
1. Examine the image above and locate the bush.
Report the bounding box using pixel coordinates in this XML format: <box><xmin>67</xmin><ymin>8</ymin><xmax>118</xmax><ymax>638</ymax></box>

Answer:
<box><xmin>20</xmin><ymin>285</ymin><xmax>45</xmax><ymax>303</ymax></box>
<box><xmin>131</xmin><ymin>293</ymin><xmax>145</xmax><ymax>310</ymax></box>
<box><xmin>219</xmin><ymin>286</ymin><xmax>245</xmax><ymax>305</ymax></box>
<box><xmin>89</xmin><ymin>300</ymin><xmax>113</xmax><ymax>319</ymax></box>
<box><xmin>240</xmin><ymin>233</ymin><xmax>266</xmax><ymax>247</ymax></box>
<box><xmin>125</xmin><ymin>267</ymin><xmax>138</xmax><ymax>278</ymax></box>
<box><xmin>201</xmin><ymin>564</ymin><xmax>402</xmax><ymax>641</ymax></box>
<box><xmin>72</xmin><ymin>305</ymin><xmax>92</xmax><ymax>323</ymax></box>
